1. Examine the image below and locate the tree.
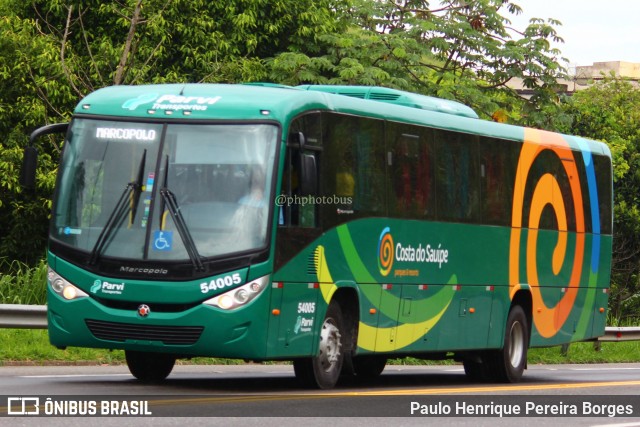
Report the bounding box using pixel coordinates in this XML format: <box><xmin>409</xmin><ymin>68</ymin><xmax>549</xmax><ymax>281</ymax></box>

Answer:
<box><xmin>0</xmin><ymin>0</ymin><xmax>570</xmax><ymax>267</ymax></box>
<box><xmin>560</xmin><ymin>75</ymin><xmax>640</xmax><ymax>322</ymax></box>
<box><xmin>267</xmin><ymin>0</ymin><xmax>569</xmax><ymax>126</ymax></box>
<box><xmin>0</xmin><ymin>0</ymin><xmax>343</xmax><ymax>266</ymax></box>
<box><xmin>0</xmin><ymin>2</ymin><xmax>74</xmax><ymax>265</ymax></box>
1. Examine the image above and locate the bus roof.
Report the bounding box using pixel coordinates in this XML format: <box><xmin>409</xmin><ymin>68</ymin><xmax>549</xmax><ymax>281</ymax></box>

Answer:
<box><xmin>74</xmin><ymin>83</ymin><xmax>610</xmax><ymax>157</ymax></box>
<box><xmin>296</xmin><ymin>85</ymin><xmax>479</xmax><ymax>119</ymax></box>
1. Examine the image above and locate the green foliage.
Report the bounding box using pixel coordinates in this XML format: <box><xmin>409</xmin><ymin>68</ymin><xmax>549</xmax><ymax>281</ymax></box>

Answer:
<box><xmin>268</xmin><ymin>0</ymin><xmax>569</xmax><ymax>125</ymax></box>
<box><xmin>0</xmin><ymin>259</ymin><xmax>47</xmax><ymax>304</ymax></box>
<box><xmin>0</xmin><ymin>0</ymin><xmax>342</xmax><ymax>264</ymax></box>
<box><xmin>0</xmin><ymin>0</ymin><xmax>571</xmax><ymax>267</ymax></box>
<box><xmin>0</xmin><ymin>5</ymin><xmax>72</xmax><ymax>265</ymax></box>
<box><xmin>560</xmin><ymin>76</ymin><xmax>640</xmax><ymax>323</ymax></box>
<box><xmin>528</xmin><ymin>341</ymin><xmax>640</xmax><ymax>364</ymax></box>
<box><xmin>0</xmin><ymin>329</ymin><xmax>127</xmax><ymax>365</ymax></box>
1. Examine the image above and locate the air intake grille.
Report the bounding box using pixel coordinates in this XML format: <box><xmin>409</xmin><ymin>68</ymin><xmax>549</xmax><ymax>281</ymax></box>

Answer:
<box><xmin>369</xmin><ymin>92</ymin><xmax>401</xmax><ymax>101</ymax></box>
<box><xmin>339</xmin><ymin>92</ymin><xmax>366</xmax><ymax>99</ymax></box>
<box><xmin>308</xmin><ymin>250</ymin><xmax>318</xmax><ymax>276</ymax></box>
<box><xmin>85</xmin><ymin>319</ymin><xmax>203</xmax><ymax>345</ymax></box>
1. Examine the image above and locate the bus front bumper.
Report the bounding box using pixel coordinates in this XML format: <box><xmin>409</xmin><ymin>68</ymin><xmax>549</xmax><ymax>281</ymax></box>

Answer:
<box><xmin>46</xmin><ymin>286</ymin><xmax>272</xmax><ymax>359</ymax></box>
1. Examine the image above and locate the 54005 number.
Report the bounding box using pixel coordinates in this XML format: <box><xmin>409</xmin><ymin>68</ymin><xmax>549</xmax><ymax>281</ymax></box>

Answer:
<box><xmin>200</xmin><ymin>273</ymin><xmax>242</xmax><ymax>293</ymax></box>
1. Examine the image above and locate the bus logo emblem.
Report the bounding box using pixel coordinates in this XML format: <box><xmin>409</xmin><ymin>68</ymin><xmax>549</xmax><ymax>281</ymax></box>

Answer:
<box><xmin>91</xmin><ymin>280</ymin><xmax>102</xmax><ymax>293</ymax></box>
<box><xmin>378</xmin><ymin>227</ymin><xmax>394</xmax><ymax>277</ymax></box>
<box><xmin>137</xmin><ymin>304</ymin><xmax>151</xmax><ymax>317</ymax></box>
<box><xmin>122</xmin><ymin>93</ymin><xmax>159</xmax><ymax>110</ymax></box>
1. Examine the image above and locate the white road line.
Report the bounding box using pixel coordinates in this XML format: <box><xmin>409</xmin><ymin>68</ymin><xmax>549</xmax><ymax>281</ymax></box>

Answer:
<box><xmin>18</xmin><ymin>374</ymin><xmax>132</xmax><ymax>378</ymax></box>
<box><xmin>571</xmin><ymin>367</ymin><xmax>640</xmax><ymax>371</ymax></box>
<box><xmin>590</xmin><ymin>423</ymin><xmax>640</xmax><ymax>427</ymax></box>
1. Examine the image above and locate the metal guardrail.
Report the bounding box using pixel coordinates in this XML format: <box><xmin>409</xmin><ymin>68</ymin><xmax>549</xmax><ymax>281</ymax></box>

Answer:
<box><xmin>0</xmin><ymin>304</ymin><xmax>47</xmax><ymax>329</ymax></box>
<box><xmin>599</xmin><ymin>326</ymin><xmax>640</xmax><ymax>342</ymax></box>
<box><xmin>1</xmin><ymin>304</ymin><xmax>640</xmax><ymax>343</ymax></box>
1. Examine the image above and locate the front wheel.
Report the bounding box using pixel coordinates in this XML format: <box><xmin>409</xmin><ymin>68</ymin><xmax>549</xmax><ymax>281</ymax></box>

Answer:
<box><xmin>293</xmin><ymin>301</ymin><xmax>345</xmax><ymax>389</ymax></box>
<box><xmin>125</xmin><ymin>350</ymin><xmax>176</xmax><ymax>382</ymax></box>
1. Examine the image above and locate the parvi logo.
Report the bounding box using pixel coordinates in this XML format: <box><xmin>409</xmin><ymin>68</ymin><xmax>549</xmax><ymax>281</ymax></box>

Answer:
<box><xmin>122</xmin><ymin>93</ymin><xmax>222</xmax><ymax>112</ymax></box>
<box><xmin>122</xmin><ymin>93</ymin><xmax>159</xmax><ymax>111</ymax></box>
<box><xmin>91</xmin><ymin>280</ymin><xmax>126</xmax><ymax>295</ymax></box>
<box><xmin>91</xmin><ymin>280</ymin><xmax>102</xmax><ymax>294</ymax></box>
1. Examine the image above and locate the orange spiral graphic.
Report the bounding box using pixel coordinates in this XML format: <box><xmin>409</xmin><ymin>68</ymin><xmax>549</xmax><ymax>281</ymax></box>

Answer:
<box><xmin>509</xmin><ymin>129</ymin><xmax>585</xmax><ymax>338</ymax></box>
<box><xmin>378</xmin><ymin>227</ymin><xmax>394</xmax><ymax>277</ymax></box>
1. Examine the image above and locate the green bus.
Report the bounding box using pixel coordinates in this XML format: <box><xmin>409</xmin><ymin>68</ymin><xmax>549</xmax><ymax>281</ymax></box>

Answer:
<box><xmin>22</xmin><ymin>83</ymin><xmax>612</xmax><ymax>389</ymax></box>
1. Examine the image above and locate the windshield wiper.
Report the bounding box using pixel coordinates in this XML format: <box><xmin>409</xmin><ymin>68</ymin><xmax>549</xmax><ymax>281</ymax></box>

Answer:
<box><xmin>89</xmin><ymin>150</ymin><xmax>146</xmax><ymax>265</ymax></box>
<box><xmin>159</xmin><ymin>155</ymin><xmax>205</xmax><ymax>271</ymax></box>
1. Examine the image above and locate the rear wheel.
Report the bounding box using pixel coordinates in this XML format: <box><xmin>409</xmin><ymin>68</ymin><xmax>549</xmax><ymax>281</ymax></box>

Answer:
<box><xmin>352</xmin><ymin>355</ymin><xmax>387</xmax><ymax>380</ymax></box>
<box><xmin>293</xmin><ymin>301</ymin><xmax>345</xmax><ymax>389</ymax></box>
<box><xmin>125</xmin><ymin>350</ymin><xmax>176</xmax><ymax>382</ymax></box>
<box><xmin>491</xmin><ymin>305</ymin><xmax>528</xmax><ymax>382</ymax></box>
<box><xmin>462</xmin><ymin>354</ymin><xmax>488</xmax><ymax>382</ymax></box>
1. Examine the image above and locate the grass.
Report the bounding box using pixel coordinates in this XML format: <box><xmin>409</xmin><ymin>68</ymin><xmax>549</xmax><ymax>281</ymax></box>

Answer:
<box><xmin>0</xmin><ymin>259</ymin><xmax>47</xmax><ymax>305</ymax></box>
<box><xmin>2</xmin><ymin>328</ymin><xmax>640</xmax><ymax>366</ymax></box>
<box><xmin>529</xmin><ymin>341</ymin><xmax>640</xmax><ymax>364</ymax></box>
<box><xmin>0</xmin><ymin>329</ymin><xmax>126</xmax><ymax>365</ymax></box>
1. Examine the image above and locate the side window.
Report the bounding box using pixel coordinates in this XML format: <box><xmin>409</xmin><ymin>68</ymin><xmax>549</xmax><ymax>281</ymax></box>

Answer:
<box><xmin>321</xmin><ymin>113</ymin><xmax>385</xmax><ymax>229</ymax></box>
<box><xmin>280</xmin><ymin>115</ymin><xmax>321</xmax><ymax>228</ymax></box>
<box><xmin>434</xmin><ymin>130</ymin><xmax>480</xmax><ymax>223</ymax></box>
<box><xmin>480</xmin><ymin>137</ymin><xmax>517</xmax><ymax>226</ymax></box>
<box><xmin>556</xmin><ymin>158</ymin><xmax>577</xmax><ymax>232</ymax></box>
<box><xmin>593</xmin><ymin>154</ymin><xmax>613</xmax><ymax>235</ymax></box>
<box><xmin>387</xmin><ymin>122</ymin><xmax>435</xmax><ymax>219</ymax></box>
<box><xmin>275</xmin><ymin>114</ymin><xmax>323</xmax><ymax>271</ymax></box>
<box><xmin>352</xmin><ymin>118</ymin><xmax>385</xmax><ymax>215</ymax></box>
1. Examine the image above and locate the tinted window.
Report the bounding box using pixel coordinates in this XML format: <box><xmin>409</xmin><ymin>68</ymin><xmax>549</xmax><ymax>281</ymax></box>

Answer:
<box><xmin>593</xmin><ymin>154</ymin><xmax>613</xmax><ymax>235</ymax></box>
<box><xmin>479</xmin><ymin>137</ymin><xmax>518</xmax><ymax>226</ymax></box>
<box><xmin>434</xmin><ymin>130</ymin><xmax>480</xmax><ymax>223</ymax></box>
<box><xmin>321</xmin><ymin>113</ymin><xmax>386</xmax><ymax>229</ymax></box>
<box><xmin>387</xmin><ymin>122</ymin><xmax>435</xmax><ymax>219</ymax></box>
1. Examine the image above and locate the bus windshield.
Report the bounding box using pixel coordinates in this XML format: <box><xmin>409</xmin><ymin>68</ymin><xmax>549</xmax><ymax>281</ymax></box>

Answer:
<box><xmin>51</xmin><ymin>118</ymin><xmax>278</xmax><ymax>263</ymax></box>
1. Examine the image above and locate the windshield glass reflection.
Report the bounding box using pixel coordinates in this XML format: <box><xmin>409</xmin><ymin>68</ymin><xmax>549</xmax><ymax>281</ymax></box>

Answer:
<box><xmin>51</xmin><ymin>119</ymin><xmax>278</xmax><ymax>262</ymax></box>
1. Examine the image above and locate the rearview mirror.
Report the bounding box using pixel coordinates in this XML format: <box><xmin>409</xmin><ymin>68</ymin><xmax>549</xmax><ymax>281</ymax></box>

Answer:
<box><xmin>19</xmin><ymin>122</ymin><xmax>69</xmax><ymax>191</ymax></box>
<box><xmin>20</xmin><ymin>146</ymin><xmax>38</xmax><ymax>190</ymax></box>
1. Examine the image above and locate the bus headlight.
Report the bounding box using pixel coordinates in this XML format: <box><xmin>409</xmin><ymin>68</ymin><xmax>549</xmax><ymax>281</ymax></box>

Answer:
<box><xmin>48</xmin><ymin>267</ymin><xmax>89</xmax><ymax>300</ymax></box>
<box><xmin>203</xmin><ymin>275</ymin><xmax>269</xmax><ymax>310</ymax></box>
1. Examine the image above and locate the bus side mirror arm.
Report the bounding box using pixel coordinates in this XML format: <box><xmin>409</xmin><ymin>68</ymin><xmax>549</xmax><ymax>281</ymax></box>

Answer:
<box><xmin>20</xmin><ymin>123</ymin><xmax>69</xmax><ymax>190</ymax></box>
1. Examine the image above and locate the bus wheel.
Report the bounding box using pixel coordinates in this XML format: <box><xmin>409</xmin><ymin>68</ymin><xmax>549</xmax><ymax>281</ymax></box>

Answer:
<box><xmin>462</xmin><ymin>354</ymin><xmax>488</xmax><ymax>382</ymax></box>
<box><xmin>492</xmin><ymin>305</ymin><xmax>528</xmax><ymax>383</ymax></box>
<box><xmin>125</xmin><ymin>350</ymin><xmax>176</xmax><ymax>382</ymax></box>
<box><xmin>293</xmin><ymin>301</ymin><xmax>345</xmax><ymax>389</ymax></box>
<box><xmin>352</xmin><ymin>355</ymin><xmax>387</xmax><ymax>380</ymax></box>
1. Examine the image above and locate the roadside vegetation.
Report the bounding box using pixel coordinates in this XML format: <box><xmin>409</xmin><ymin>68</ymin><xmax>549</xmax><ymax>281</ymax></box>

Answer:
<box><xmin>1</xmin><ymin>328</ymin><xmax>639</xmax><ymax>366</ymax></box>
<box><xmin>0</xmin><ymin>259</ymin><xmax>47</xmax><ymax>305</ymax></box>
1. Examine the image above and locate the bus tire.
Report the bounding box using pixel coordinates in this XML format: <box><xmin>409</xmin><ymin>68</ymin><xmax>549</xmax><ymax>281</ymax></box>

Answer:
<box><xmin>125</xmin><ymin>350</ymin><xmax>176</xmax><ymax>382</ymax></box>
<box><xmin>462</xmin><ymin>354</ymin><xmax>488</xmax><ymax>382</ymax></box>
<box><xmin>293</xmin><ymin>301</ymin><xmax>345</xmax><ymax>389</ymax></box>
<box><xmin>352</xmin><ymin>355</ymin><xmax>387</xmax><ymax>380</ymax></box>
<box><xmin>491</xmin><ymin>305</ymin><xmax>528</xmax><ymax>383</ymax></box>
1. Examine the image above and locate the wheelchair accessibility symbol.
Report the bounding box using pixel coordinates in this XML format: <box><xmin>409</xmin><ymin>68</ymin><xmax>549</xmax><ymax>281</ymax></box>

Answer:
<box><xmin>153</xmin><ymin>230</ymin><xmax>173</xmax><ymax>251</ymax></box>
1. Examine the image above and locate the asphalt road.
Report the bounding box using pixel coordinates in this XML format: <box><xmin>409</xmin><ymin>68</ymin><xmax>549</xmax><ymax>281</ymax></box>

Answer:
<box><xmin>2</xmin><ymin>363</ymin><xmax>640</xmax><ymax>426</ymax></box>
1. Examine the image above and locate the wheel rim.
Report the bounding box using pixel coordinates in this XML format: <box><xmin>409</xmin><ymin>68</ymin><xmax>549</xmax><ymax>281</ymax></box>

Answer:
<box><xmin>318</xmin><ymin>318</ymin><xmax>342</xmax><ymax>373</ymax></box>
<box><xmin>508</xmin><ymin>320</ymin><xmax>525</xmax><ymax>367</ymax></box>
